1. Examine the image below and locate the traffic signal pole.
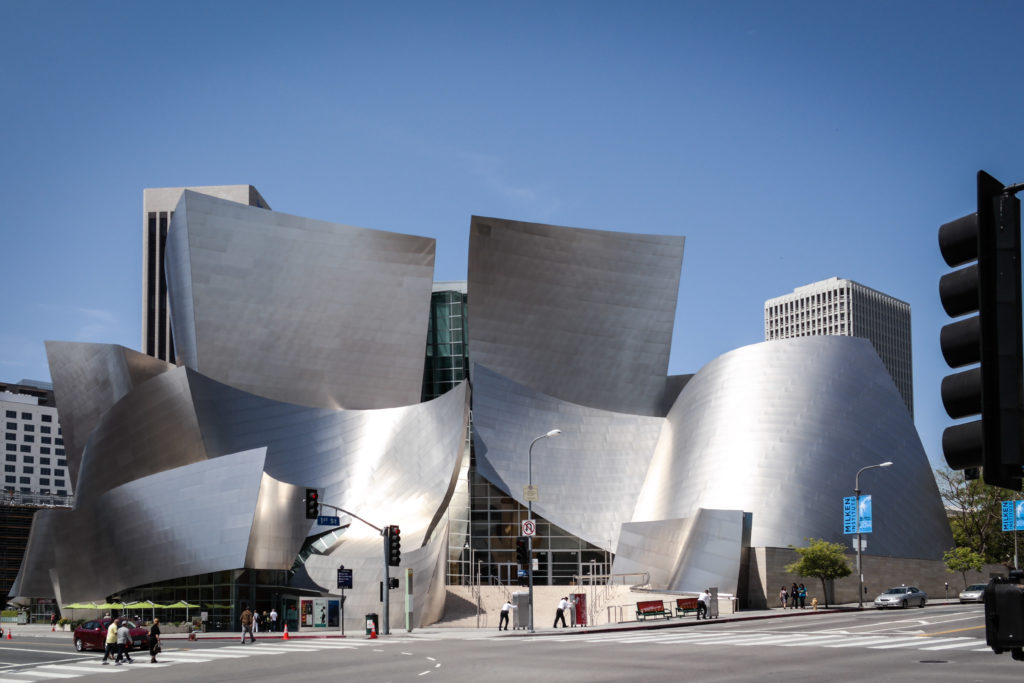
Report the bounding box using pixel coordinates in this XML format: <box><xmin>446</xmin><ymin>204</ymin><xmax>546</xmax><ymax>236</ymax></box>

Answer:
<box><xmin>314</xmin><ymin>500</ymin><xmax>395</xmax><ymax>635</ymax></box>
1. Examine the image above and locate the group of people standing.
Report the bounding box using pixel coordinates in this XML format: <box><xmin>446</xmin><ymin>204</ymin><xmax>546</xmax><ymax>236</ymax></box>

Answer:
<box><xmin>100</xmin><ymin>616</ymin><xmax>160</xmax><ymax>665</ymax></box>
<box><xmin>779</xmin><ymin>582</ymin><xmax>807</xmax><ymax>609</ymax></box>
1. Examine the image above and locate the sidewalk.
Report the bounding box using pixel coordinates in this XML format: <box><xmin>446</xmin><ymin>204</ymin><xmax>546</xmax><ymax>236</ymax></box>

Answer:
<box><xmin>5</xmin><ymin>601</ymin><xmax>961</xmax><ymax>643</ymax></box>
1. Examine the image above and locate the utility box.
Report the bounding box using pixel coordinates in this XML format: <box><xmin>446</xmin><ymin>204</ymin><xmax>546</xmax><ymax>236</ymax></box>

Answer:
<box><xmin>365</xmin><ymin>613</ymin><xmax>379</xmax><ymax>636</ymax></box>
<box><xmin>511</xmin><ymin>592</ymin><xmax>530</xmax><ymax>630</ymax></box>
<box><xmin>985</xmin><ymin>575</ymin><xmax>1024</xmax><ymax>658</ymax></box>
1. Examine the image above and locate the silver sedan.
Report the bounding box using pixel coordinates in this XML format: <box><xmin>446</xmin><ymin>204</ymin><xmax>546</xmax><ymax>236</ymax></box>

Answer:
<box><xmin>958</xmin><ymin>583</ymin><xmax>987</xmax><ymax>603</ymax></box>
<box><xmin>874</xmin><ymin>586</ymin><xmax>927</xmax><ymax>608</ymax></box>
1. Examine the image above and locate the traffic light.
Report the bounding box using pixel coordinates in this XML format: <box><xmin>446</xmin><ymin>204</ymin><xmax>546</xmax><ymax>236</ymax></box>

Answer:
<box><xmin>305</xmin><ymin>488</ymin><xmax>319</xmax><ymax>519</ymax></box>
<box><xmin>515</xmin><ymin>536</ymin><xmax>528</xmax><ymax>566</ymax></box>
<box><xmin>387</xmin><ymin>525</ymin><xmax>401</xmax><ymax>566</ymax></box>
<box><xmin>939</xmin><ymin>170</ymin><xmax>1024</xmax><ymax>490</ymax></box>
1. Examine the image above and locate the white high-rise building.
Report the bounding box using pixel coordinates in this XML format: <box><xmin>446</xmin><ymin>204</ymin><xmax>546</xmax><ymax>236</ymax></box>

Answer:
<box><xmin>2</xmin><ymin>380</ymin><xmax>71</xmax><ymax>502</ymax></box>
<box><xmin>764</xmin><ymin>277</ymin><xmax>913</xmax><ymax>418</ymax></box>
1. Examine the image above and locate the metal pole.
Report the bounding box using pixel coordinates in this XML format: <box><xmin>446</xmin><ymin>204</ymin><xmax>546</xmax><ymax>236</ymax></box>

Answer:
<box><xmin>854</xmin><ymin>462</ymin><xmax>892</xmax><ymax>610</ymax></box>
<box><xmin>855</xmin><ymin>482</ymin><xmax>862</xmax><ymax>610</ymax></box>
<box><xmin>526</xmin><ymin>430</ymin><xmax>560</xmax><ymax>634</ymax></box>
<box><xmin>382</xmin><ymin>529</ymin><xmax>390</xmax><ymax>635</ymax></box>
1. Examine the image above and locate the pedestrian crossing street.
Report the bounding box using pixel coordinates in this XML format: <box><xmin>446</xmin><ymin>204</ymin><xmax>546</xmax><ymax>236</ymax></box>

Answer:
<box><xmin>0</xmin><ymin>639</ymin><xmax>412</xmax><ymax>682</ymax></box>
<box><xmin>538</xmin><ymin>629</ymin><xmax>991</xmax><ymax>653</ymax></box>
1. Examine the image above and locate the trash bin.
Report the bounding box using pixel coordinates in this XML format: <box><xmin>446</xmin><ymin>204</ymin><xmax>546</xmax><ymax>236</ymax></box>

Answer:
<box><xmin>365</xmin><ymin>613</ymin><xmax>379</xmax><ymax>636</ymax></box>
<box><xmin>511</xmin><ymin>592</ymin><xmax>530</xmax><ymax>630</ymax></box>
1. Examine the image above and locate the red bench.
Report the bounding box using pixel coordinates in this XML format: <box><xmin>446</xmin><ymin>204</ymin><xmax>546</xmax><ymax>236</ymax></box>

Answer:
<box><xmin>635</xmin><ymin>600</ymin><xmax>670</xmax><ymax>621</ymax></box>
<box><xmin>675</xmin><ymin>597</ymin><xmax>699</xmax><ymax>617</ymax></box>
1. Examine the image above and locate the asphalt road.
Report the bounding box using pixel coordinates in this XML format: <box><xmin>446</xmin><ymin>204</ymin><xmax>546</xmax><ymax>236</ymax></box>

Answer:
<box><xmin>2</xmin><ymin>604</ymin><xmax>1022</xmax><ymax>682</ymax></box>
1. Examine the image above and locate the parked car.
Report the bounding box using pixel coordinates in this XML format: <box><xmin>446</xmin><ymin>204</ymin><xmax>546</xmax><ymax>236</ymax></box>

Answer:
<box><xmin>959</xmin><ymin>583</ymin><xmax>987</xmax><ymax>603</ymax></box>
<box><xmin>72</xmin><ymin>618</ymin><xmax>149</xmax><ymax>652</ymax></box>
<box><xmin>873</xmin><ymin>586</ymin><xmax>927</xmax><ymax>609</ymax></box>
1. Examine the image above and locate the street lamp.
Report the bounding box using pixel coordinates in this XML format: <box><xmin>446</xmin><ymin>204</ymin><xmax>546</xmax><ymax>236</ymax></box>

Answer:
<box><xmin>527</xmin><ymin>428</ymin><xmax>561</xmax><ymax>633</ymax></box>
<box><xmin>855</xmin><ymin>461</ymin><xmax>893</xmax><ymax>609</ymax></box>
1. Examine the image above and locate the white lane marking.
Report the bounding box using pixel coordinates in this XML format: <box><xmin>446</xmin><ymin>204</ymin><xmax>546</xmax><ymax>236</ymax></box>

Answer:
<box><xmin>921</xmin><ymin>638</ymin><xmax>985</xmax><ymax>651</ymax></box>
<box><xmin>776</xmin><ymin>635</ymin><xmax>849</xmax><ymax>647</ymax></box>
<box><xmin>822</xmin><ymin>636</ymin><xmax>894</xmax><ymax>648</ymax></box>
<box><xmin>5</xmin><ymin>671</ymin><xmax>79</xmax><ymax>679</ymax></box>
<box><xmin>426</xmin><ymin>656</ymin><xmax>436</xmax><ymax>661</ymax></box>
<box><xmin>868</xmin><ymin>637</ymin><xmax>965</xmax><ymax>649</ymax></box>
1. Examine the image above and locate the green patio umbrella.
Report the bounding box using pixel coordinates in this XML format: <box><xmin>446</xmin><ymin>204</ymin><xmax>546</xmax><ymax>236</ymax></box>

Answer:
<box><xmin>164</xmin><ymin>601</ymin><xmax>200</xmax><ymax>621</ymax></box>
<box><xmin>62</xmin><ymin>601</ymin><xmax>101</xmax><ymax>620</ymax></box>
<box><xmin>124</xmin><ymin>600</ymin><xmax>166</xmax><ymax>623</ymax></box>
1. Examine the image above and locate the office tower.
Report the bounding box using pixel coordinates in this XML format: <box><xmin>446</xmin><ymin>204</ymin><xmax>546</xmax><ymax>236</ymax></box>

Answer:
<box><xmin>1</xmin><ymin>380</ymin><xmax>70</xmax><ymax>501</ymax></box>
<box><xmin>142</xmin><ymin>185</ymin><xmax>270</xmax><ymax>362</ymax></box>
<box><xmin>764</xmin><ymin>277</ymin><xmax>913</xmax><ymax>417</ymax></box>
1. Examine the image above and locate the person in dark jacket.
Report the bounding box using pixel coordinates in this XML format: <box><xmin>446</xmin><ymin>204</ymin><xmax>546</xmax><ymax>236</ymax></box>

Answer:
<box><xmin>149</xmin><ymin>618</ymin><xmax>161</xmax><ymax>663</ymax></box>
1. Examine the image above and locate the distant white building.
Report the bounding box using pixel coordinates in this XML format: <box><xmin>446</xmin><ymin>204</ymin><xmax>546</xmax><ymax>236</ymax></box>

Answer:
<box><xmin>1</xmin><ymin>380</ymin><xmax>72</xmax><ymax>502</ymax></box>
<box><xmin>764</xmin><ymin>277</ymin><xmax>913</xmax><ymax>418</ymax></box>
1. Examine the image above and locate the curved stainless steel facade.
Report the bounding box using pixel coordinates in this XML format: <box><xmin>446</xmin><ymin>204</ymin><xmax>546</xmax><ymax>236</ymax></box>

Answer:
<box><xmin>167</xmin><ymin>191</ymin><xmax>436</xmax><ymax>410</ymax></box>
<box><xmin>467</xmin><ymin>216</ymin><xmax>685</xmax><ymax>417</ymax></box>
<box><xmin>472</xmin><ymin>363</ymin><xmax>663</xmax><ymax>551</ymax></box>
<box><xmin>632</xmin><ymin>337</ymin><xmax>952</xmax><ymax>560</ymax></box>
<box><xmin>44</xmin><ymin>341</ymin><xmax>175</xmax><ymax>486</ymax></box>
<box><xmin>14</xmin><ymin>343</ymin><xmax>468</xmax><ymax>625</ymax></box>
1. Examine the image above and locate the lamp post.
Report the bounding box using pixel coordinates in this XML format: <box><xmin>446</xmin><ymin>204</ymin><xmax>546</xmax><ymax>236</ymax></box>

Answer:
<box><xmin>855</xmin><ymin>461</ymin><xmax>892</xmax><ymax>609</ymax></box>
<box><xmin>527</xmin><ymin>429</ymin><xmax>561</xmax><ymax>633</ymax></box>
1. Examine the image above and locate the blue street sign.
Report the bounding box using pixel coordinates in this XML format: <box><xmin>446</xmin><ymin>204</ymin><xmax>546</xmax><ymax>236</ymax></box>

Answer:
<box><xmin>843</xmin><ymin>495</ymin><xmax>873</xmax><ymax>534</ymax></box>
<box><xmin>318</xmin><ymin>515</ymin><xmax>341</xmax><ymax>526</ymax></box>
<box><xmin>337</xmin><ymin>567</ymin><xmax>353</xmax><ymax>589</ymax></box>
<box><xmin>1001</xmin><ymin>501</ymin><xmax>1024</xmax><ymax>531</ymax></box>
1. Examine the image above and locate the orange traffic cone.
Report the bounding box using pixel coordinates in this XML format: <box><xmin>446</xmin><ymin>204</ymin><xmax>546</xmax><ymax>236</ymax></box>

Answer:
<box><xmin>6</xmin><ymin>630</ymin><xmax>10</xmax><ymax>639</ymax></box>
<box><xmin>370</xmin><ymin>622</ymin><xmax>377</xmax><ymax>639</ymax></box>
<box><xmin>282</xmin><ymin>623</ymin><xmax>289</xmax><ymax>640</ymax></box>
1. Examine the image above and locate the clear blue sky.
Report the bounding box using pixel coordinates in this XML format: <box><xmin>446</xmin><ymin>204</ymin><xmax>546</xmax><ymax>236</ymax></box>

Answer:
<box><xmin>3</xmin><ymin>0</ymin><xmax>1024</xmax><ymax>471</ymax></box>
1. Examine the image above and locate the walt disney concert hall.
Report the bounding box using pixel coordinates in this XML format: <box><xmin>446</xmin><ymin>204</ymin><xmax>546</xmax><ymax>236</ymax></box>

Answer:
<box><xmin>10</xmin><ymin>191</ymin><xmax>952</xmax><ymax>629</ymax></box>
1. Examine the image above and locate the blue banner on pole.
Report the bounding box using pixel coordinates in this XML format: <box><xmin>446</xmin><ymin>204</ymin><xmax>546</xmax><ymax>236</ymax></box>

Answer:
<box><xmin>1002</xmin><ymin>501</ymin><xmax>1024</xmax><ymax>531</ymax></box>
<box><xmin>843</xmin><ymin>496</ymin><xmax>857</xmax><ymax>534</ymax></box>
<box><xmin>844</xmin><ymin>495</ymin><xmax>873</xmax><ymax>534</ymax></box>
<box><xmin>858</xmin><ymin>495</ymin><xmax>873</xmax><ymax>533</ymax></box>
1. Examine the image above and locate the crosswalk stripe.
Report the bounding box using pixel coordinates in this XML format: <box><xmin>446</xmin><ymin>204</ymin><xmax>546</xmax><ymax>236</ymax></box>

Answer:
<box><xmin>921</xmin><ymin>638</ymin><xmax>982</xmax><ymax>651</ymax></box>
<box><xmin>6</xmin><ymin>671</ymin><xmax>78</xmax><ymax>679</ymax></box>
<box><xmin>869</xmin><ymin>637</ymin><xmax>964</xmax><ymax>649</ymax></box>
<box><xmin>776</xmin><ymin>635</ymin><xmax>848</xmax><ymax>647</ymax></box>
<box><xmin>823</xmin><ymin>636</ymin><xmax>894</xmax><ymax>648</ymax></box>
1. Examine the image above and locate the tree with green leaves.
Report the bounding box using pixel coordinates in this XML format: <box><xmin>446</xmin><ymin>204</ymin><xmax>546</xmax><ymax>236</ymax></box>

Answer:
<box><xmin>785</xmin><ymin>538</ymin><xmax>852</xmax><ymax>608</ymax></box>
<box><xmin>935</xmin><ymin>468</ymin><xmax>1019</xmax><ymax>565</ymax></box>
<box><xmin>943</xmin><ymin>546</ymin><xmax>986</xmax><ymax>588</ymax></box>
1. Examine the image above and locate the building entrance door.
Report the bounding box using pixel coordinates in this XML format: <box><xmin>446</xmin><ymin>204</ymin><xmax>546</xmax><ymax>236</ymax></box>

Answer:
<box><xmin>496</xmin><ymin>562</ymin><xmax>518</xmax><ymax>585</ymax></box>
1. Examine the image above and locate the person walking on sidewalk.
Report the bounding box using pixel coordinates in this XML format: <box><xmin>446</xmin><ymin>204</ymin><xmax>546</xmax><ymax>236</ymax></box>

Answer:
<box><xmin>240</xmin><ymin>605</ymin><xmax>255</xmax><ymax>643</ymax></box>
<box><xmin>499</xmin><ymin>600</ymin><xmax>512</xmax><ymax>631</ymax></box>
<box><xmin>269</xmin><ymin>608</ymin><xmax>278</xmax><ymax>632</ymax></box>
<box><xmin>798</xmin><ymin>584</ymin><xmax>807</xmax><ymax>609</ymax></box>
<box><xmin>779</xmin><ymin>585</ymin><xmax>789</xmax><ymax>609</ymax></box>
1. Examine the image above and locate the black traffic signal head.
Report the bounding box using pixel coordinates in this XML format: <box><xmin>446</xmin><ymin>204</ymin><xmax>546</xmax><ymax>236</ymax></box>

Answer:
<box><xmin>515</xmin><ymin>536</ymin><xmax>528</xmax><ymax>566</ymax></box>
<box><xmin>939</xmin><ymin>170</ymin><xmax>1024</xmax><ymax>490</ymax></box>
<box><xmin>305</xmin><ymin>488</ymin><xmax>319</xmax><ymax>519</ymax></box>
<box><xmin>387</xmin><ymin>525</ymin><xmax>401</xmax><ymax>566</ymax></box>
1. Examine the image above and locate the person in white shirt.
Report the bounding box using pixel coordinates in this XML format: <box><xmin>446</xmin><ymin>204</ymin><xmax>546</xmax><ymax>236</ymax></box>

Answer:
<box><xmin>499</xmin><ymin>601</ymin><xmax>512</xmax><ymax>631</ymax></box>
<box><xmin>697</xmin><ymin>589</ymin><xmax>712</xmax><ymax>620</ymax></box>
<box><xmin>553</xmin><ymin>597</ymin><xmax>569</xmax><ymax>628</ymax></box>
<box><xmin>269</xmin><ymin>608</ymin><xmax>278</xmax><ymax>632</ymax></box>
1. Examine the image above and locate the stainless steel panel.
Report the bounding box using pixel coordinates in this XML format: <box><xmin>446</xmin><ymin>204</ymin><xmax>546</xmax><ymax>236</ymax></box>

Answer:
<box><xmin>467</xmin><ymin>216</ymin><xmax>685</xmax><ymax>417</ymax></box>
<box><xmin>472</xmin><ymin>363</ymin><xmax>663</xmax><ymax>551</ymax></box>
<box><xmin>166</xmin><ymin>191</ymin><xmax>436</xmax><ymax>410</ymax></box>
<box><xmin>634</xmin><ymin>336</ymin><xmax>952</xmax><ymax>560</ymax></box>
<box><xmin>45</xmin><ymin>342</ymin><xmax>175</xmax><ymax>487</ymax></box>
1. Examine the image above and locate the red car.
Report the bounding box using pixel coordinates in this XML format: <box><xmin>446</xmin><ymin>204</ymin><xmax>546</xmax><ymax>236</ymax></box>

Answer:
<box><xmin>72</xmin><ymin>618</ymin><xmax>149</xmax><ymax>652</ymax></box>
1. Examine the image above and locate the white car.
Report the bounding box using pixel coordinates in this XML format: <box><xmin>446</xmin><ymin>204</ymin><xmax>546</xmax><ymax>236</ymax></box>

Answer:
<box><xmin>959</xmin><ymin>583</ymin><xmax>986</xmax><ymax>604</ymax></box>
<box><xmin>874</xmin><ymin>586</ymin><xmax>927</xmax><ymax>609</ymax></box>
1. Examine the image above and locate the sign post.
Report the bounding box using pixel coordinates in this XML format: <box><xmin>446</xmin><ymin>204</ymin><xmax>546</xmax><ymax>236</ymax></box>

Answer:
<box><xmin>1000</xmin><ymin>500</ymin><xmax>1024</xmax><ymax>569</ymax></box>
<box><xmin>337</xmin><ymin>566</ymin><xmax>352</xmax><ymax>635</ymax></box>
